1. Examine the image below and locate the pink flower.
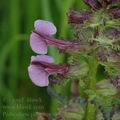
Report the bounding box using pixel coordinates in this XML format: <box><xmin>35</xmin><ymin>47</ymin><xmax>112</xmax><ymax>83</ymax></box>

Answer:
<box><xmin>30</xmin><ymin>20</ymin><xmax>78</xmax><ymax>54</ymax></box>
<box><xmin>28</xmin><ymin>55</ymin><xmax>69</xmax><ymax>87</ymax></box>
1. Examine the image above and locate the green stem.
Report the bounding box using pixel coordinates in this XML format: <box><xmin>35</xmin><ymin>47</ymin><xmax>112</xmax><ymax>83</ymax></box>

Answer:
<box><xmin>85</xmin><ymin>53</ymin><xmax>98</xmax><ymax>120</ymax></box>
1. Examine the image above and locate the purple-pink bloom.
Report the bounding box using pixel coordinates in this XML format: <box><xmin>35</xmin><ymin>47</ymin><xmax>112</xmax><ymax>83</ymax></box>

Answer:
<box><xmin>28</xmin><ymin>55</ymin><xmax>69</xmax><ymax>87</ymax></box>
<box><xmin>30</xmin><ymin>20</ymin><xmax>78</xmax><ymax>54</ymax></box>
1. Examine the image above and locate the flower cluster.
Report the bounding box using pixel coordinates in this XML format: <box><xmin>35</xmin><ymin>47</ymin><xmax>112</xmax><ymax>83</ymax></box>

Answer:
<box><xmin>84</xmin><ymin>0</ymin><xmax>119</xmax><ymax>10</ymax></box>
<box><xmin>28</xmin><ymin>20</ymin><xmax>79</xmax><ymax>87</ymax></box>
<box><xmin>68</xmin><ymin>0</ymin><xmax>120</xmax><ymax>25</ymax></box>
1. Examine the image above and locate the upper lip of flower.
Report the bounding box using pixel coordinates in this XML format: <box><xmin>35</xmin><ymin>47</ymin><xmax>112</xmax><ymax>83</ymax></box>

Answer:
<box><xmin>32</xmin><ymin>30</ymin><xmax>78</xmax><ymax>48</ymax></box>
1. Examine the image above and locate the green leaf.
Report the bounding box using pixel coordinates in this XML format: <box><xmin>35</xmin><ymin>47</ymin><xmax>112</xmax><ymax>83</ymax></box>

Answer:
<box><xmin>96</xmin><ymin>80</ymin><xmax>117</xmax><ymax>96</ymax></box>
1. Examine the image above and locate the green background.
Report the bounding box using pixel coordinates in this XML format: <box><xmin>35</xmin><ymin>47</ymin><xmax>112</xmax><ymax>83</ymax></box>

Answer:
<box><xmin>0</xmin><ymin>0</ymin><xmax>88</xmax><ymax>119</ymax></box>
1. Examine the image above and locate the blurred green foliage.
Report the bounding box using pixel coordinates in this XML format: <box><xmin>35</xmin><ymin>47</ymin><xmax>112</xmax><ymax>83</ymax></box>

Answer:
<box><xmin>0</xmin><ymin>0</ymin><xmax>87</xmax><ymax>119</ymax></box>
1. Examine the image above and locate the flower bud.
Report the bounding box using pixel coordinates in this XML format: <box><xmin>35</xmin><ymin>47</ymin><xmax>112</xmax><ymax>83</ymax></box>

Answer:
<box><xmin>84</xmin><ymin>0</ymin><xmax>102</xmax><ymax>10</ymax></box>
<box><xmin>68</xmin><ymin>10</ymin><xmax>91</xmax><ymax>24</ymax></box>
<box><xmin>84</xmin><ymin>0</ymin><xmax>119</xmax><ymax>10</ymax></box>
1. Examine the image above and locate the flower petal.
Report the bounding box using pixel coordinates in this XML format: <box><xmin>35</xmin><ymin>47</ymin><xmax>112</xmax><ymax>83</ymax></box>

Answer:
<box><xmin>28</xmin><ymin>65</ymin><xmax>49</xmax><ymax>87</ymax></box>
<box><xmin>31</xmin><ymin>55</ymin><xmax>54</xmax><ymax>63</ymax></box>
<box><xmin>34</xmin><ymin>20</ymin><xmax>57</xmax><ymax>35</ymax></box>
<box><xmin>30</xmin><ymin>32</ymin><xmax>47</xmax><ymax>54</ymax></box>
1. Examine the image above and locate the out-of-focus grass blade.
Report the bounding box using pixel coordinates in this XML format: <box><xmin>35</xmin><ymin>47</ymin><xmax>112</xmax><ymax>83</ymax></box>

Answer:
<box><xmin>54</xmin><ymin>0</ymin><xmax>62</xmax><ymax>12</ymax></box>
<box><xmin>9</xmin><ymin>0</ymin><xmax>20</xmax><ymax>96</ymax></box>
<box><xmin>23</xmin><ymin>0</ymin><xmax>39</xmax><ymax>88</ymax></box>
<box><xmin>75</xmin><ymin>0</ymin><xmax>89</xmax><ymax>9</ymax></box>
<box><xmin>40</xmin><ymin>0</ymin><xmax>51</xmax><ymax>20</ymax></box>
<box><xmin>59</xmin><ymin>0</ymin><xmax>74</xmax><ymax>37</ymax></box>
<box><xmin>0</xmin><ymin>34</ymin><xmax>27</xmax><ymax>120</ymax></box>
<box><xmin>26</xmin><ymin>0</ymin><xmax>39</xmax><ymax>32</ymax></box>
<box><xmin>0</xmin><ymin>35</ymin><xmax>27</xmax><ymax>92</ymax></box>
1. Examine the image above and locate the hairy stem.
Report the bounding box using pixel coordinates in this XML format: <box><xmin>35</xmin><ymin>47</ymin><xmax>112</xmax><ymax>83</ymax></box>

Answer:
<box><xmin>85</xmin><ymin>53</ymin><xmax>98</xmax><ymax>120</ymax></box>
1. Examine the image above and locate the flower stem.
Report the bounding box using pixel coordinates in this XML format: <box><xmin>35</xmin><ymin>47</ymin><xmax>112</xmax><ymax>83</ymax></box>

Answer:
<box><xmin>85</xmin><ymin>53</ymin><xmax>98</xmax><ymax>120</ymax></box>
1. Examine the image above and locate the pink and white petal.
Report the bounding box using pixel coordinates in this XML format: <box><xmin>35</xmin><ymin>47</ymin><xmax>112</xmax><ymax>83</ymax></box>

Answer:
<box><xmin>34</xmin><ymin>20</ymin><xmax>57</xmax><ymax>35</ymax></box>
<box><xmin>31</xmin><ymin>55</ymin><xmax>54</xmax><ymax>63</ymax></box>
<box><xmin>28</xmin><ymin>65</ymin><xmax>49</xmax><ymax>87</ymax></box>
<box><xmin>30</xmin><ymin>32</ymin><xmax>47</xmax><ymax>54</ymax></box>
